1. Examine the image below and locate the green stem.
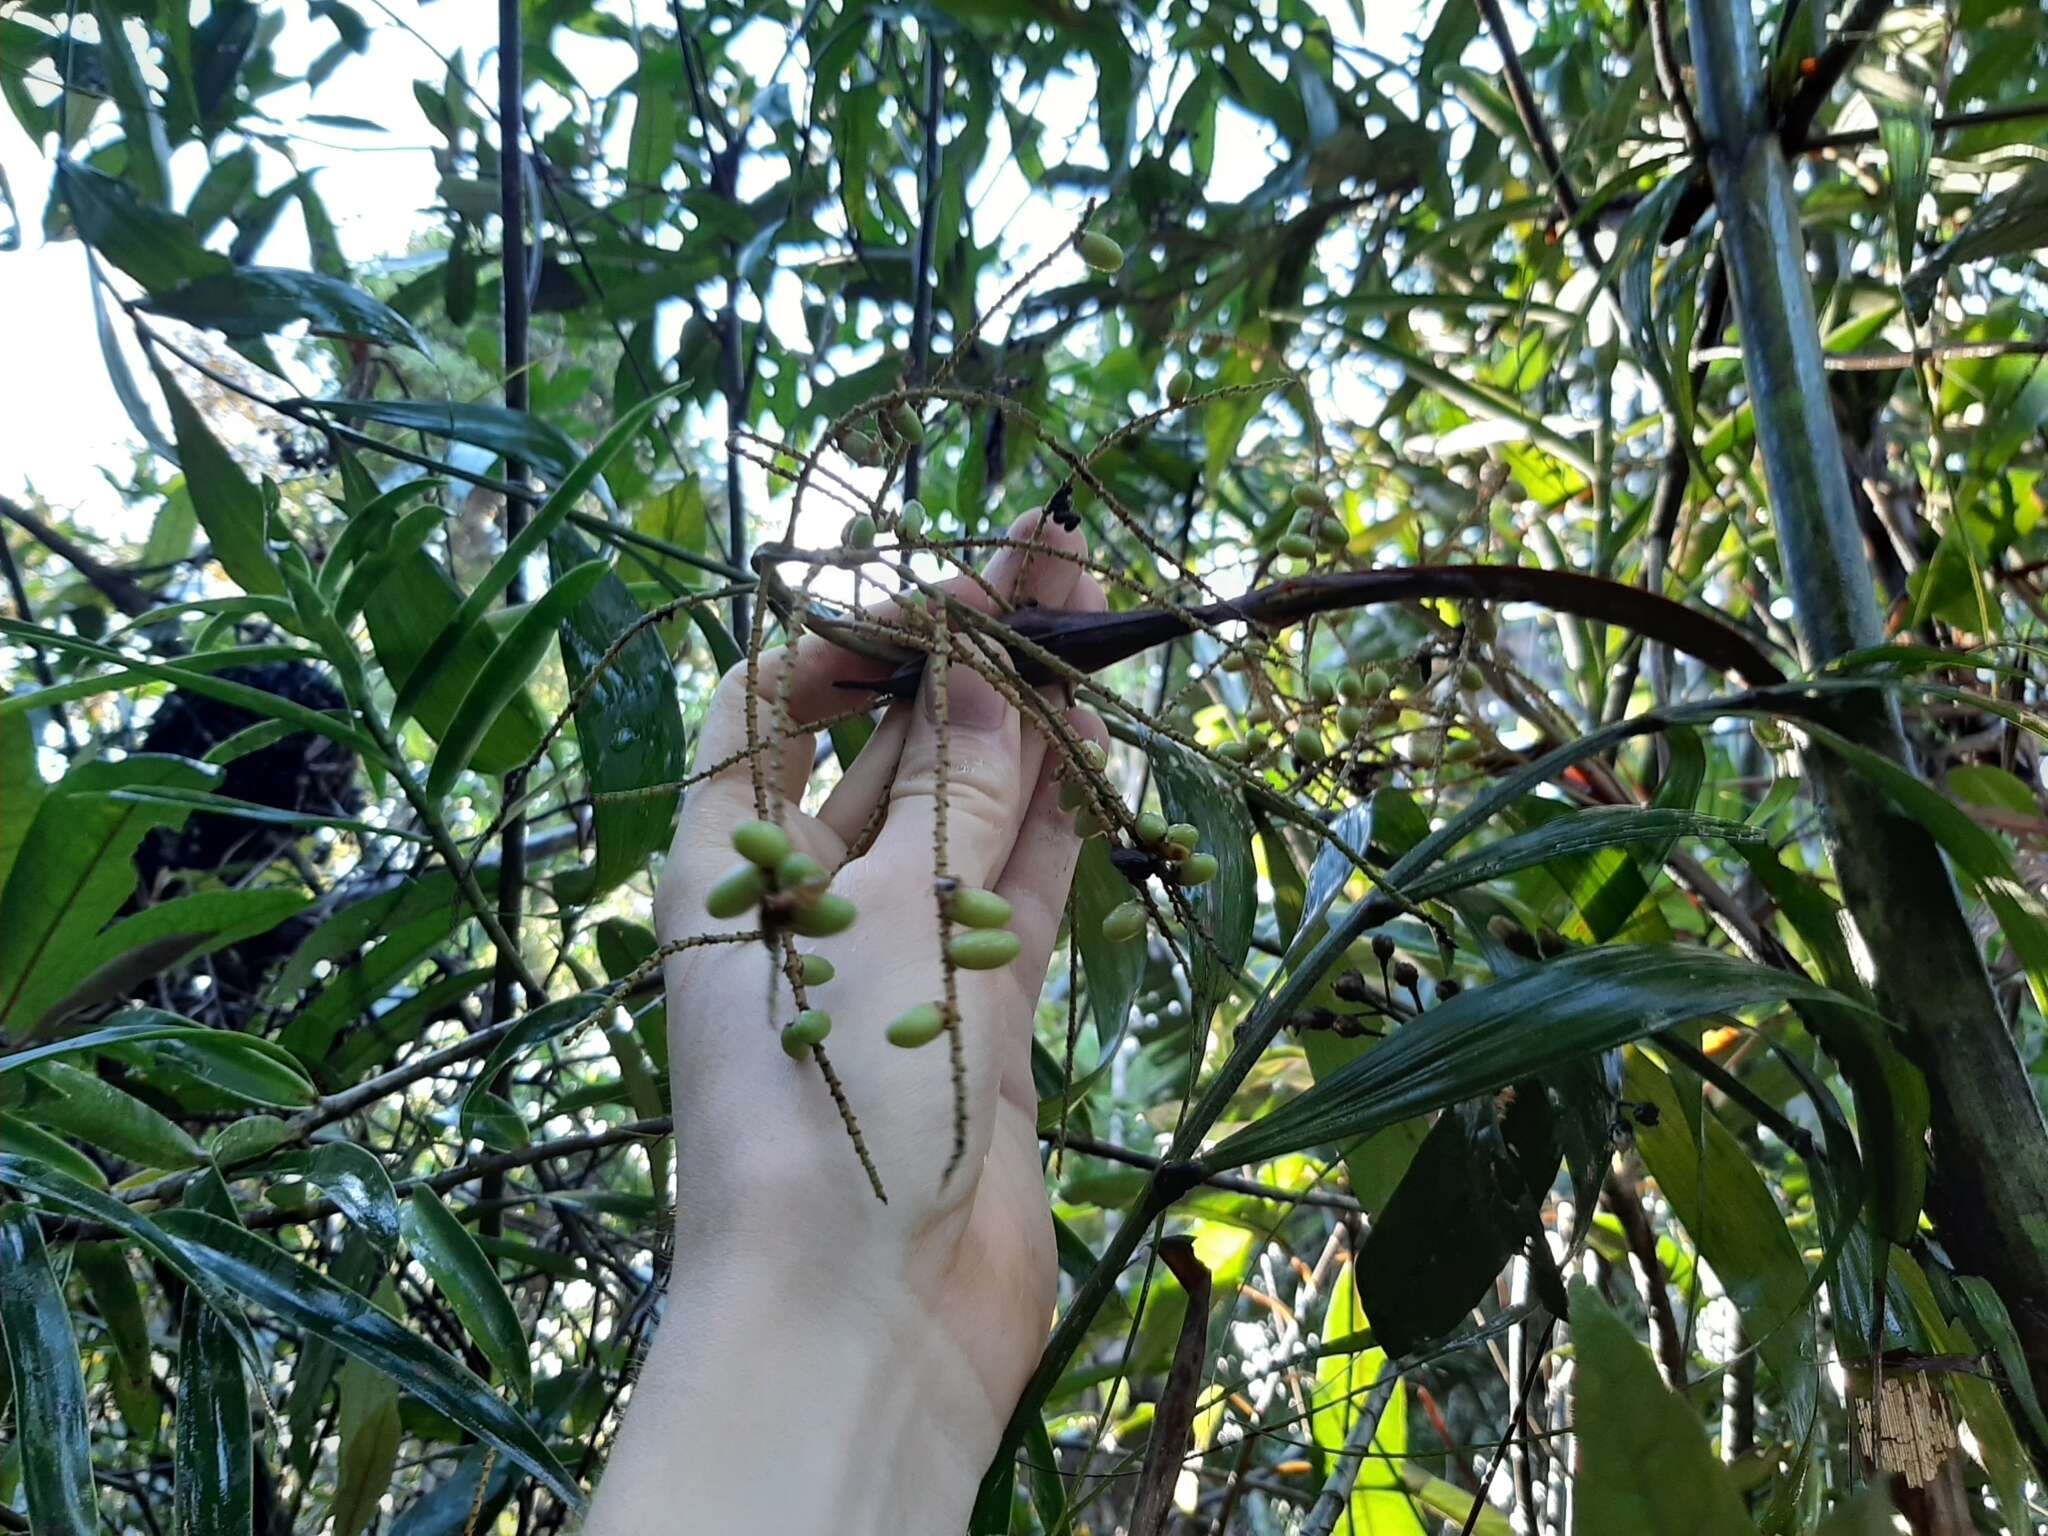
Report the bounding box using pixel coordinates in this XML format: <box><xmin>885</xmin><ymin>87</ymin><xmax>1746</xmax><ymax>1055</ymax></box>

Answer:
<box><xmin>1690</xmin><ymin>0</ymin><xmax>2048</xmax><ymax>1452</ymax></box>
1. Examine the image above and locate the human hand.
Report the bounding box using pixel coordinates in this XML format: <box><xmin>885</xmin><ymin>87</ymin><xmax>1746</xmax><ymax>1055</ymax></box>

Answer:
<box><xmin>587</xmin><ymin>508</ymin><xmax>1106</xmax><ymax>1534</ymax></box>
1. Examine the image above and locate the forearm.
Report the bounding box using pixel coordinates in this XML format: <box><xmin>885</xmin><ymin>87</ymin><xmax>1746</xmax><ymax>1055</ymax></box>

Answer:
<box><xmin>583</xmin><ymin>1260</ymin><xmax>990</xmax><ymax>1535</ymax></box>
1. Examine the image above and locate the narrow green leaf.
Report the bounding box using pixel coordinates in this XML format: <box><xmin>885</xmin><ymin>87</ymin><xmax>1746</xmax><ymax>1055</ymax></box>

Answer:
<box><xmin>1151</xmin><ymin>734</ymin><xmax>1255</xmax><ymax>1020</ymax></box>
<box><xmin>0</xmin><ymin>707</ymin><xmax>43</xmax><ymax>895</ymax></box>
<box><xmin>400</xmin><ymin>1188</ymin><xmax>533</xmax><ymax>1402</ymax></box>
<box><xmin>1406</xmin><ymin>805</ymin><xmax>1759</xmax><ymax>909</ymax></box>
<box><xmin>424</xmin><ymin>558</ymin><xmax>608</xmax><ymax>797</ymax></box>
<box><xmin>143</xmin><ymin>267</ymin><xmax>427</xmax><ymax>351</ymax></box>
<box><xmin>57</xmin><ymin>160</ymin><xmax>229</xmax><ymax>292</ymax></box>
<box><xmin>19</xmin><ymin>1061</ymin><xmax>206</xmax><ymax>1170</ymax></box>
<box><xmin>330</xmin><ymin>1356</ymin><xmax>402</xmax><ymax>1536</ymax></box>
<box><xmin>0</xmin><ymin>1206</ymin><xmax>99</xmax><ymax>1536</ymax></box>
<box><xmin>149</xmin><ymin>1209</ymin><xmax>582</xmax><ymax>1507</ymax></box>
<box><xmin>1572</xmin><ymin>1280</ymin><xmax>1759</xmax><ymax>1534</ymax></box>
<box><xmin>265</xmin><ymin>1144</ymin><xmax>401</xmax><ymax>1250</ymax></box>
<box><xmin>2</xmin><ymin>1010</ymin><xmax>315</xmax><ymax>1109</ymax></box>
<box><xmin>457</xmin><ymin>992</ymin><xmax>608</xmax><ymax>1145</ymax></box>
<box><xmin>0</xmin><ymin>1118</ymin><xmax>106</xmax><ymax>1188</ymax></box>
<box><xmin>1626</xmin><ymin>1051</ymin><xmax>1818</xmax><ymax>1434</ymax></box>
<box><xmin>147</xmin><ymin>356</ymin><xmax>283</xmax><ymax>597</ymax></box>
<box><xmin>546</xmin><ymin>528</ymin><xmax>687</xmax><ymax>894</ymax></box>
<box><xmin>0</xmin><ymin>753</ymin><xmax>215</xmax><ymax>1033</ymax></box>
<box><xmin>1206</xmin><ymin>945</ymin><xmax>1879</xmax><ymax>1172</ymax></box>
<box><xmin>174</xmin><ymin>1294</ymin><xmax>252</xmax><ymax>1536</ymax></box>
<box><xmin>1309</xmin><ymin>1264</ymin><xmax>1421</xmax><ymax>1532</ymax></box>
<box><xmin>300</xmin><ymin>398</ymin><xmax>587</xmax><ymax>485</ymax></box>
<box><xmin>391</xmin><ymin>388</ymin><xmax>680</xmax><ymax>733</ymax></box>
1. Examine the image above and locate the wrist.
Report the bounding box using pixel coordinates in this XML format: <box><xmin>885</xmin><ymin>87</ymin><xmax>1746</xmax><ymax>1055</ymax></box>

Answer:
<box><xmin>588</xmin><ymin>1256</ymin><xmax>995</xmax><ymax>1535</ymax></box>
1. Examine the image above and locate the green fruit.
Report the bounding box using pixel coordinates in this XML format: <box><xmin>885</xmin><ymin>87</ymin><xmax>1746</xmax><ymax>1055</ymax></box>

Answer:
<box><xmin>1278</xmin><ymin>533</ymin><xmax>1317</xmax><ymax>559</ymax></box>
<box><xmin>799</xmin><ymin>953</ymin><xmax>836</xmax><ymax>987</ymax></box>
<box><xmin>732</xmin><ymin>819</ymin><xmax>791</xmax><ymax>868</ymax></box>
<box><xmin>1337</xmin><ymin>705</ymin><xmax>1367</xmax><ymax>736</ymax></box>
<box><xmin>1246</xmin><ymin>700</ymin><xmax>1271</xmax><ymax>726</ymax></box>
<box><xmin>1165</xmin><ymin>821</ymin><xmax>1200</xmax><ymax>851</ymax></box>
<box><xmin>843</xmin><ymin>429</ymin><xmax>881</xmax><ymax>465</ymax></box>
<box><xmin>1291</xmin><ymin>484</ymin><xmax>1327</xmax><ymax>509</ymax></box>
<box><xmin>1220</xmin><ymin>651</ymin><xmax>1249</xmax><ymax>674</ymax></box>
<box><xmin>1309</xmin><ymin>674</ymin><xmax>1337</xmax><ymax>704</ymax></box>
<box><xmin>1337</xmin><ymin>669</ymin><xmax>1366</xmax><ymax>700</ymax></box>
<box><xmin>1166</xmin><ymin>367</ymin><xmax>1193</xmax><ymax>404</ymax></box>
<box><xmin>886</xmin><ymin>1002</ymin><xmax>946</xmax><ymax>1048</ymax></box>
<box><xmin>1136</xmin><ymin>811</ymin><xmax>1169</xmax><ymax>847</ymax></box>
<box><xmin>844</xmin><ymin>513</ymin><xmax>877</xmax><ymax>549</ymax></box>
<box><xmin>1077</xmin><ymin>230</ymin><xmax>1125</xmax><ymax>273</ymax></box>
<box><xmin>1177</xmin><ymin>852</ymin><xmax>1219</xmax><ymax>886</ymax></box>
<box><xmin>1103</xmin><ymin>901</ymin><xmax>1147</xmax><ymax>943</ymax></box>
<box><xmin>899</xmin><ymin>500</ymin><xmax>927</xmax><ymax>539</ymax></box>
<box><xmin>775</xmin><ymin>851</ymin><xmax>830</xmax><ymax>892</ymax></box>
<box><xmin>1459</xmin><ymin>661</ymin><xmax>1485</xmax><ymax>691</ymax></box>
<box><xmin>890</xmin><ymin>402</ymin><xmax>924</xmax><ymax>443</ymax></box>
<box><xmin>1216</xmin><ymin>741</ymin><xmax>1250</xmax><ymax>764</ymax></box>
<box><xmin>790</xmin><ymin>1008</ymin><xmax>833</xmax><ymax>1046</ymax></box>
<box><xmin>949</xmin><ymin>929</ymin><xmax>1022</xmax><ymax>970</ymax></box>
<box><xmin>948</xmin><ymin>887</ymin><xmax>1014</xmax><ymax>929</ymax></box>
<box><xmin>1315</xmin><ymin>515</ymin><xmax>1349</xmax><ymax>550</ymax></box>
<box><xmin>1082</xmin><ymin>741</ymin><xmax>1109</xmax><ymax>770</ymax></box>
<box><xmin>1361</xmin><ymin>666</ymin><xmax>1390</xmax><ymax>695</ymax></box>
<box><xmin>791</xmin><ymin>892</ymin><xmax>858</xmax><ymax>937</ymax></box>
<box><xmin>1292</xmin><ymin>727</ymin><xmax>1327</xmax><ymax>763</ymax></box>
<box><xmin>705</xmin><ymin>865</ymin><xmax>768</xmax><ymax>919</ymax></box>
<box><xmin>1443</xmin><ymin>737</ymin><xmax>1481</xmax><ymax>763</ymax></box>
<box><xmin>780</xmin><ymin>1024</ymin><xmax>814</xmax><ymax>1060</ymax></box>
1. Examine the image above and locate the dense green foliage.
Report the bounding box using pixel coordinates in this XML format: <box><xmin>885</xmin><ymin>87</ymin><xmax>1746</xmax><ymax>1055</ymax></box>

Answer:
<box><xmin>5</xmin><ymin>0</ymin><xmax>2048</xmax><ymax>1530</ymax></box>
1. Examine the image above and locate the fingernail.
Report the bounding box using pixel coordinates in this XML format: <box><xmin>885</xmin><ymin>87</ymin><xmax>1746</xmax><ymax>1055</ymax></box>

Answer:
<box><xmin>927</xmin><ymin>659</ymin><xmax>1009</xmax><ymax>730</ymax></box>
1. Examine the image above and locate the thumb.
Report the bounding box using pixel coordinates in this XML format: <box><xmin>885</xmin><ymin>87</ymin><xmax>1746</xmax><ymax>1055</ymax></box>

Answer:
<box><xmin>858</xmin><ymin>636</ymin><xmax>1025</xmax><ymax>890</ymax></box>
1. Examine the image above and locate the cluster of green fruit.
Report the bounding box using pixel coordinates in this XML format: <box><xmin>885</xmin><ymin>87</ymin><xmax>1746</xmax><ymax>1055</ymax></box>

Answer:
<box><xmin>1216</xmin><ymin>659</ymin><xmax>1396</xmax><ymax>771</ymax></box>
<box><xmin>839</xmin><ymin>399</ymin><xmax>929</xmax><ymax>469</ymax></box>
<box><xmin>1276</xmin><ymin>485</ymin><xmax>1347</xmax><ymax>562</ymax></box>
<box><xmin>882</xmin><ymin>884</ymin><xmax>1025</xmax><ymax>1050</ymax></box>
<box><xmin>707</xmin><ymin>820</ymin><xmax>858</xmax><ymax>936</ymax></box>
<box><xmin>1101</xmin><ymin>814</ymin><xmax>1216</xmax><ymax>945</ymax></box>
<box><xmin>839</xmin><ymin>496</ymin><xmax>931</xmax><ymax>552</ymax></box>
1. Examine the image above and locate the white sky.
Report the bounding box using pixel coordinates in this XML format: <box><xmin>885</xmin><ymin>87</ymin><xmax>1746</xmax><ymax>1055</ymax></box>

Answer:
<box><xmin>0</xmin><ymin>0</ymin><xmax>1434</xmax><ymax>537</ymax></box>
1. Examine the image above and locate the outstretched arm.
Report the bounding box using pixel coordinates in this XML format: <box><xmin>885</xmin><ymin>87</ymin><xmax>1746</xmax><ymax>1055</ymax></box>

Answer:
<box><xmin>585</xmin><ymin>509</ymin><xmax>1105</xmax><ymax>1533</ymax></box>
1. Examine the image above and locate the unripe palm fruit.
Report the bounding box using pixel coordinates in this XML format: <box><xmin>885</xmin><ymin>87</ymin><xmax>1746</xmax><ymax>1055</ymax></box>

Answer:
<box><xmin>887</xmin><ymin>1002</ymin><xmax>946</xmax><ymax>1048</ymax></box>
<box><xmin>1082</xmin><ymin>740</ymin><xmax>1109</xmax><ymax>770</ymax></box>
<box><xmin>1216</xmin><ymin>741</ymin><xmax>1250</xmax><ymax>764</ymax></box>
<box><xmin>1337</xmin><ymin>669</ymin><xmax>1366</xmax><ymax>700</ymax></box>
<box><xmin>843</xmin><ymin>513</ymin><xmax>877</xmax><ymax>549</ymax></box>
<box><xmin>790</xmin><ymin>892</ymin><xmax>858</xmax><ymax>937</ymax></box>
<box><xmin>706</xmin><ymin>865</ymin><xmax>768</xmax><ymax>919</ymax></box>
<box><xmin>843</xmin><ymin>429</ymin><xmax>881</xmax><ymax>465</ymax></box>
<box><xmin>780</xmin><ymin>1024</ymin><xmax>814</xmax><ymax>1060</ymax></box>
<box><xmin>775</xmin><ymin>851</ymin><xmax>830</xmax><ymax>893</ymax></box>
<box><xmin>890</xmin><ymin>403</ymin><xmax>924</xmax><ymax>443</ymax></box>
<box><xmin>1361</xmin><ymin>666</ymin><xmax>1391</xmax><ymax>695</ymax></box>
<box><xmin>790</xmin><ymin>1008</ymin><xmax>832</xmax><ymax>1046</ymax></box>
<box><xmin>947</xmin><ymin>887</ymin><xmax>1013</xmax><ymax>929</ymax></box>
<box><xmin>732</xmin><ymin>819</ymin><xmax>791</xmax><ymax>868</ymax></box>
<box><xmin>1309</xmin><ymin>674</ymin><xmax>1337</xmax><ymax>704</ymax></box>
<box><xmin>1292</xmin><ymin>484</ymin><xmax>1328</xmax><ymax>509</ymax></box>
<box><xmin>1103</xmin><ymin>901</ymin><xmax>1148</xmax><ymax>943</ymax></box>
<box><xmin>1246</xmin><ymin>700</ymin><xmax>1271</xmax><ymax>725</ymax></box>
<box><xmin>1315</xmin><ymin>515</ymin><xmax>1349</xmax><ymax>551</ymax></box>
<box><xmin>1165</xmin><ymin>822</ymin><xmax>1200</xmax><ymax>851</ymax></box>
<box><xmin>1459</xmin><ymin>661</ymin><xmax>1485</xmax><ymax>691</ymax></box>
<box><xmin>1337</xmin><ymin>705</ymin><xmax>1366</xmax><ymax>736</ymax></box>
<box><xmin>1166</xmin><ymin>367</ymin><xmax>1193</xmax><ymax>404</ymax></box>
<box><xmin>1292</xmin><ymin>726</ymin><xmax>1326</xmax><ymax>763</ymax></box>
<box><xmin>898</xmin><ymin>500</ymin><xmax>927</xmax><ymax>538</ymax></box>
<box><xmin>1136</xmin><ymin>811</ymin><xmax>1169</xmax><ymax>847</ymax></box>
<box><xmin>949</xmin><ymin>929</ymin><xmax>1022</xmax><ymax>970</ymax></box>
<box><xmin>1278</xmin><ymin>532</ymin><xmax>1317</xmax><ymax>559</ymax></box>
<box><xmin>799</xmin><ymin>953</ymin><xmax>836</xmax><ymax>987</ymax></box>
<box><xmin>1177</xmin><ymin>852</ymin><xmax>1219</xmax><ymax>886</ymax></box>
<box><xmin>1443</xmin><ymin>737</ymin><xmax>1481</xmax><ymax>763</ymax></box>
<box><xmin>1220</xmin><ymin>650</ymin><xmax>1248</xmax><ymax>673</ymax></box>
<box><xmin>1077</xmin><ymin>230</ymin><xmax>1125</xmax><ymax>272</ymax></box>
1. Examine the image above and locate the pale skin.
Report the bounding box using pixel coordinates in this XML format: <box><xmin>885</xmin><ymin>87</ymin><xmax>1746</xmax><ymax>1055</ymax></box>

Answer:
<box><xmin>584</xmin><ymin>510</ymin><xmax>1107</xmax><ymax>1533</ymax></box>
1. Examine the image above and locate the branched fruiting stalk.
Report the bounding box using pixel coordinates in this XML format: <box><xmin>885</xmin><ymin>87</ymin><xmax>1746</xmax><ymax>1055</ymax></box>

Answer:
<box><xmin>927</xmin><ymin>621</ymin><xmax>970</xmax><ymax>1182</ymax></box>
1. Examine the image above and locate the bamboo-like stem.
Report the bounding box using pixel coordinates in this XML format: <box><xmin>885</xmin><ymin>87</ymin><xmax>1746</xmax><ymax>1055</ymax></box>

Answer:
<box><xmin>1689</xmin><ymin>0</ymin><xmax>2048</xmax><ymax>1443</ymax></box>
